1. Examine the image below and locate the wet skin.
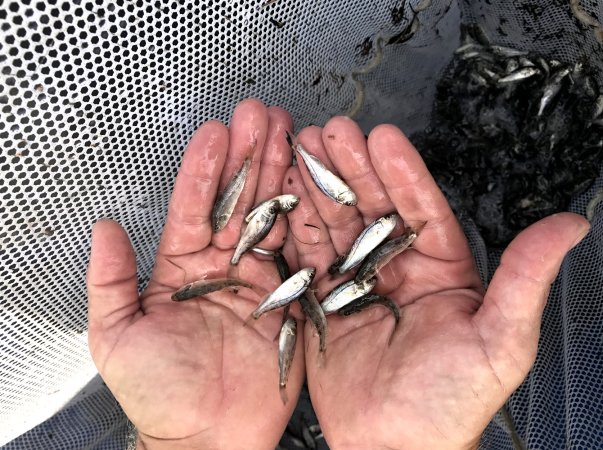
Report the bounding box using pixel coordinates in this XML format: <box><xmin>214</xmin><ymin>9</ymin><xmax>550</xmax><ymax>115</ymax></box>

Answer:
<box><xmin>88</xmin><ymin>101</ymin><xmax>589</xmax><ymax>450</ymax></box>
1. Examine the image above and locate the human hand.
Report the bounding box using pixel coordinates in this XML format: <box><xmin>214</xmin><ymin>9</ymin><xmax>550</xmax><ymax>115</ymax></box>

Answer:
<box><xmin>87</xmin><ymin>99</ymin><xmax>305</xmax><ymax>450</ymax></box>
<box><xmin>282</xmin><ymin>116</ymin><xmax>590</xmax><ymax>450</ymax></box>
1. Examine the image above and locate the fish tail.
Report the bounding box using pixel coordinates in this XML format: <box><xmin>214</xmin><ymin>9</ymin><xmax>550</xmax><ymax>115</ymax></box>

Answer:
<box><xmin>230</xmin><ymin>251</ymin><xmax>242</xmax><ymax>266</ymax></box>
<box><xmin>412</xmin><ymin>220</ymin><xmax>428</xmax><ymax>233</ymax></box>
<box><xmin>243</xmin><ymin>137</ymin><xmax>260</xmax><ymax>161</ymax></box>
<box><xmin>285</xmin><ymin>130</ymin><xmax>295</xmax><ymax>148</ymax></box>
<box><xmin>327</xmin><ymin>255</ymin><xmax>345</xmax><ymax>275</ymax></box>
<box><xmin>279</xmin><ymin>385</ymin><xmax>289</xmax><ymax>405</ymax></box>
<box><xmin>243</xmin><ymin>310</ymin><xmax>259</xmax><ymax>327</ymax></box>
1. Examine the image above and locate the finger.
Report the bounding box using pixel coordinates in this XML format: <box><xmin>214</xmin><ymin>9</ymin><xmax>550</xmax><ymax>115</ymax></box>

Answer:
<box><xmin>158</xmin><ymin>120</ymin><xmax>229</xmax><ymax>256</ymax></box>
<box><xmin>296</xmin><ymin>126</ymin><xmax>365</xmax><ymax>254</ymax></box>
<box><xmin>283</xmin><ymin>167</ymin><xmax>352</xmax><ymax>301</ymax></box>
<box><xmin>322</xmin><ymin>116</ymin><xmax>395</xmax><ymax>220</ymax></box>
<box><xmin>87</xmin><ymin>219</ymin><xmax>141</xmax><ymax>364</ymax></box>
<box><xmin>250</xmin><ymin>106</ymin><xmax>294</xmax><ymax>250</ymax></box>
<box><xmin>367</xmin><ymin>124</ymin><xmax>472</xmax><ymax>261</ymax></box>
<box><xmin>283</xmin><ymin>167</ymin><xmax>337</xmax><ymax>277</ymax></box>
<box><xmin>473</xmin><ymin>213</ymin><xmax>589</xmax><ymax>390</ymax></box>
<box><xmin>212</xmin><ymin>98</ymin><xmax>270</xmax><ymax>249</ymax></box>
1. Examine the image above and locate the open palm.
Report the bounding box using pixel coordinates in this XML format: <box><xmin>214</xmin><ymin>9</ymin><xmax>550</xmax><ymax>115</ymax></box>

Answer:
<box><xmin>87</xmin><ymin>100</ymin><xmax>305</xmax><ymax>450</ymax></box>
<box><xmin>283</xmin><ymin>117</ymin><xmax>589</xmax><ymax>450</ymax></box>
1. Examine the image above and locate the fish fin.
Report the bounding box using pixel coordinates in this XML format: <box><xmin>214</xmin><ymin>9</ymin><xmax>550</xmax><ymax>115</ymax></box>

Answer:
<box><xmin>279</xmin><ymin>385</ymin><xmax>289</xmax><ymax>405</ymax></box>
<box><xmin>244</xmin><ymin>208</ymin><xmax>258</xmax><ymax>223</ymax></box>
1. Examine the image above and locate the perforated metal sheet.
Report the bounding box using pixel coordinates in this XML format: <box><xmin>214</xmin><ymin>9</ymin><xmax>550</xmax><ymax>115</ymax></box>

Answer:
<box><xmin>1</xmin><ymin>0</ymin><xmax>602</xmax><ymax>449</ymax></box>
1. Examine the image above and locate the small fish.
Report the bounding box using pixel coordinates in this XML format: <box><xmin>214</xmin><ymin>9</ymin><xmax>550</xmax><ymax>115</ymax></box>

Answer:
<box><xmin>250</xmin><ymin>267</ymin><xmax>315</xmax><ymax>319</ymax></box>
<box><xmin>497</xmin><ymin>67</ymin><xmax>540</xmax><ymax>84</ymax></box>
<box><xmin>328</xmin><ymin>213</ymin><xmax>398</xmax><ymax>274</ymax></box>
<box><xmin>298</xmin><ymin>288</ymin><xmax>328</xmax><ymax>354</ymax></box>
<box><xmin>454</xmin><ymin>43</ymin><xmax>483</xmax><ymax>54</ymax></box>
<box><xmin>212</xmin><ymin>150</ymin><xmax>255</xmax><ymax>232</ymax></box>
<box><xmin>278</xmin><ymin>317</ymin><xmax>297</xmax><ymax>404</ymax></box>
<box><xmin>518</xmin><ymin>57</ymin><xmax>535</xmax><ymax>67</ymax></box>
<box><xmin>172</xmin><ymin>278</ymin><xmax>254</xmax><ymax>301</ymax></box>
<box><xmin>338</xmin><ymin>293</ymin><xmax>400</xmax><ymax>344</ymax></box>
<box><xmin>320</xmin><ymin>277</ymin><xmax>377</xmax><ymax>315</ymax></box>
<box><xmin>302</xmin><ymin>421</ymin><xmax>317</xmax><ymax>449</ymax></box>
<box><xmin>469</xmin><ymin>72</ymin><xmax>488</xmax><ymax>87</ymax></box>
<box><xmin>459</xmin><ymin>51</ymin><xmax>483</xmax><ymax>61</ymax></box>
<box><xmin>549</xmin><ymin>59</ymin><xmax>562</xmax><ymax>69</ymax></box>
<box><xmin>231</xmin><ymin>199</ymin><xmax>279</xmax><ymax>265</ymax></box>
<box><xmin>245</xmin><ymin>194</ymin><xmax>300</xmax><ymax>223</ymax></box>
<box><xmin>291</xmin><ymin>139</ymin><xmax>357</xmax><ymax>206</ymax></box>
<box><xmin>537</xmin><ymin>57</ymin><xmax>550</xmax><ymax>76</ymax></box>
<box><xmin>355</xmin><ymin>227</ymin><xmax>418</xmax><ymax>283</ymax></box>
<box><xmin>490</xmin><ymin>45</ymin><xmax>528</xmax><ymax>58</ymax></box>
<box><xmin>537</xmin><ymin>67</ymin><xmax>571</xmax><ymax>116</ymax></box>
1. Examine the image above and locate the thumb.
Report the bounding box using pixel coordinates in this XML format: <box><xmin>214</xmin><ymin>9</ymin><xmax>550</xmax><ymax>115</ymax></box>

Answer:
<box><xmin>87</xmin><ymin>219</ymin><xmax>140</xmax><ymax>365</ymax></box>
<box><xmin>473</xmin><ymin>212</ymin><xmax>590</xmax><ymax>392</ymax></box>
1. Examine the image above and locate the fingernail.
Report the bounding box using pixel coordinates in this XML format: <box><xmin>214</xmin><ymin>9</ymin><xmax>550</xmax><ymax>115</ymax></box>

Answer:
<box><xmin>571</xmin><ymin>223</ymin><xmax>591</xmax><ymax>248</ymax></box>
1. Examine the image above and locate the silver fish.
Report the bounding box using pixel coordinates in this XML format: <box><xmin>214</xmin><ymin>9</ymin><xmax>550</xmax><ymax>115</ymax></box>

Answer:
<box><xmin>518</xmin><ymin>57</ymin><xmax>535</xmax><ymax>68</ymax></box>
<box><xmin>245</xmin><ymin>194</ymin><xmax>300</xmax><ymax>223</ymax></box>
<box><xmin>470</xmin><ymin>72</ymin><xmax>488</xmax><ymax>87</ymax></box>
<box><xmin>212</xmin><ymin>153</ymin><xmax>254</xmax><ymax>232</ymax></box>
<box><xmin>172</xmin><ymin>278</ymin><xmax>253</xmax><ymax>301</ymax></box>
<box><xmin>328</xmin><ymin>213</ymin><xmax>398</xmax><ymax>274</ymax></box>
<box><xmin>250</xmin><ymin>267</ymin><xmax>315</xmax><ymax>319</ymax></box>
<box><xmin>231</xmin><ymin>199</ymin><xmax>279</xmax><ymax>265</ymax></box>
<box><xmin>454</xmin><ymin>43</ymin><xmax>483</xmax><ymax>55</ymax></box>
<box><xmin>498</xmin><ymin>67</ymin><xmax>540</xmax><ymax>84</ymax></box>
<box><xmin>275</xmin><ymin>250</ymin><xmax>292</xmax><ymax>326</ymax></box>
<box><xmin>278</xmin><ymin>317</ymin><xmax>297</xmax><ymax>404</ymax></box>
<box><xmin>299</xmin><ymin>289</ymin><xmax>327</xmax><ymax>354</ymax></box>
<box><xmin>459</xmin><ymin>51</ymin><xmax>484</xmax><ymax>61</ymax></box>
<box><xmin>338</xmin><ymin>293</ymin><xmax>400</xmax><ymax>344</ymax></box>
<box><xmin>549</xmin><ymin>59</ymin><xmax>562</xmax><ymax>69</ymax></box>
<box><xmin>537</xmin><ymin>67</ymin><xmax>571</xmax><ymax>116</ymax></box>
<box><xmin>355</xmin><ymin>228</ymin><xmax>418</xmax><ymax>283</ymax></box>
<box><xmin>295</xmin><ymin>143</ymin><xmax>357</xmax><ymax>206</ymax></box>
<box><xmin>320</xmin><ymin>277</ymin><xmax>377</xmax><ymax>315</ymax></box>
<box><xmin>490</xmin><ymin>45</ymin><xmax>528</xmax><ymax>58</ymax></box>
<box><xmin>537</xmin><ymin>57</ymin><xmax>550</xmax><ymax>76</ymax></box>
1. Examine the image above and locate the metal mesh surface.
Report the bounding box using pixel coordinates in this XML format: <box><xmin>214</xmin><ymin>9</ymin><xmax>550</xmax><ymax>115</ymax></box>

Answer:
<box><xmin>1</xmin><ymin>0</ymin><xmax>602</xmax><ymax>449</ymax></box>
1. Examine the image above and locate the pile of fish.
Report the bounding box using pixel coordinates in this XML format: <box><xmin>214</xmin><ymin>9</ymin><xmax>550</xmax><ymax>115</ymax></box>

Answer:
<box><xmin>171</xmin><ymin>135</ymin><xmax>420</xmax><ymax>403</ymax></box>
<box><xmin>412</xmin><ymin>26</ymin><xmax>603</xmax><ymax>246</ymax></box>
